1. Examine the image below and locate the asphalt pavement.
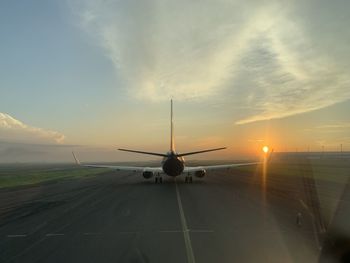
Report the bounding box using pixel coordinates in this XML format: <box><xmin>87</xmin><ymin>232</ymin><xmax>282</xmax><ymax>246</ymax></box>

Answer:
<box><xmin>0</xmin><ymin>166</ymin><xmax>332</xmax><ymax>263</ymax></box>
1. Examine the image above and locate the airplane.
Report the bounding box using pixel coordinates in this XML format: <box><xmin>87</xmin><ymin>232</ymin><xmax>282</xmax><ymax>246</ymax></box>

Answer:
<box><xmin>73</xmin><ymin>100</ymin><xmax>265</xmax><ymax>183</ymax></box>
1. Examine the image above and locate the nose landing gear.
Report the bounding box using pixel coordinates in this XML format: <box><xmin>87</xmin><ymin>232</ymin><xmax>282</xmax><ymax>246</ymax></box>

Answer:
<box><xmin>185</xmin><ymin>175</ymin><xmax>193</xmax><ymax>183</ymax></box>
<box><xmin>155</xmin><ymin>173</ymin><xmax>163</xmax><ymax>183</ymax></box>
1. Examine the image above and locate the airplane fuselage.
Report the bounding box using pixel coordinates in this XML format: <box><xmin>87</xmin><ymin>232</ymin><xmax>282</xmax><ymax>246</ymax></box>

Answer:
<box><xmin>162</xmin><ymin>152</ymin><xmax>184</xmax><ymax>176</ymax></box>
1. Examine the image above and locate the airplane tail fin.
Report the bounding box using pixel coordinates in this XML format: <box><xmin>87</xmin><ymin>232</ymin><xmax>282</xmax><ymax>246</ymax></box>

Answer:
<box><xmin>170</xmin><ymin>99</ymin><xmax>175</xmax><ymax>152</ymax></box>
<box><xmin>117</xmin><ymin>100</ymin><xmax>226</xmax><ymax>158</ymax></box>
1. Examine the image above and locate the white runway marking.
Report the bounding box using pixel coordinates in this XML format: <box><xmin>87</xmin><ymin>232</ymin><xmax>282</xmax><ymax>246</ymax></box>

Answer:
<box><xmin>7</xmin><ymin>234</ymin><xmax>27</xmax><ymax>238</ymax></box>
<box><xmin>175</xmin><ymin>178</ymin><xmax>196</xmax><ymax>263</ymax></box>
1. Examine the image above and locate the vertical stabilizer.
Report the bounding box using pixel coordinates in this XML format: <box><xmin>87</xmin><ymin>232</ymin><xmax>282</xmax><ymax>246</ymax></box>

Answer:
<box><xmin>170</xmin><ymin>99</ymin><xmax>175</xmax><ymax>152</ymax></box>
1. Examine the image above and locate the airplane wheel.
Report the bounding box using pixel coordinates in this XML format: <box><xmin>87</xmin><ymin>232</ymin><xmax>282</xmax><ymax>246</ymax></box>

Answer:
<box><xmin>159</xmin><ymin>177</ymin><xmax>163</xmax><ymax>183</ymax></box>
<box><xmin>155</xmin><ymin>177</ymin><xmax>158</xmax><ymax>183</ymax></box>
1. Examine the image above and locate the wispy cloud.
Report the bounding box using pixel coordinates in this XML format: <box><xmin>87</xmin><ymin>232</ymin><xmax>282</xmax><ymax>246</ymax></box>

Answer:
<box><xmin>0</xmin><ymin>113</ymin><xmax>65</xmax><ymax>144</ymax></box>
<box><xmin>70</xmin><ymin>0</ymin><xmax>350</xmax><ymax>124</ymax></box>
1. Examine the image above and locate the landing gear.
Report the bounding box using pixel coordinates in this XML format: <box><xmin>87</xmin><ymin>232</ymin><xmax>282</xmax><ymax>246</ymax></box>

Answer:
<box><xmin>155</xmin><ymin>173</ymin><xmax>163</xmax><ymax>184</ymax></box>
<box><xmin>185</xmin><ymin>175</ymin><xmax>193</xmax><ymax>183</ymax></box>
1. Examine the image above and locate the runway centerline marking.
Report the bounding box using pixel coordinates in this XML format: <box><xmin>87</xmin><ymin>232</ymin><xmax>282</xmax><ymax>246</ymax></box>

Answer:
<box><xmin>175</xmin><ymin>178</ymin><xmax>196</xmax><ymax>263</ymax></box>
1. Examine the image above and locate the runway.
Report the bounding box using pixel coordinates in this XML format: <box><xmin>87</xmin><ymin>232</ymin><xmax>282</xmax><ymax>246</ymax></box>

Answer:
<box><xmin>0</xmin><ymin>166</ymin><xmax>332</xmax><ymax>262</ymax></box>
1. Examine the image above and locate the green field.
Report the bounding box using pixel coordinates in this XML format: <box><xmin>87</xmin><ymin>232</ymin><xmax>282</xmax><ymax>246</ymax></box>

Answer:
<box><xmin>0</xmin><ymin>158</ymin><xmax>349</xmax><ymax>189</ymax></box>
<box><xmin>0</xmin><ymin>164</ymin><xmax>109</xmax><ymax>188</ymax></box>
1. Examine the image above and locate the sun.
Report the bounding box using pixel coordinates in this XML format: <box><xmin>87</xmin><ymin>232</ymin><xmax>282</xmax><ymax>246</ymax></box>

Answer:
<box><xmin>262</xmin><ymin>146</ymin><xmax>269</xmax><ymax>153</ymax></box>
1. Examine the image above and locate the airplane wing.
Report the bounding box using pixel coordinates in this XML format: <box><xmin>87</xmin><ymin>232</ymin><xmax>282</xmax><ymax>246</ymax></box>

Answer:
<box><xmin>72</xmin><ymin>152</ymin><xmax>163</xmax><ymax>173</ymax></box>
<box><xmin>183</xmin><ymin>162</ymin><xmax>261</xmax><ymax>172</ymax></box>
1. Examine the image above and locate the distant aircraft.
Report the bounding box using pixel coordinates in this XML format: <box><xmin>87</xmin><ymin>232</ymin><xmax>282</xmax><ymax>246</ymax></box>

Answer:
<box><xmin>73</xmin><ymin>100</ymin><xmax>262</xmax><ymax>183</ymax></box>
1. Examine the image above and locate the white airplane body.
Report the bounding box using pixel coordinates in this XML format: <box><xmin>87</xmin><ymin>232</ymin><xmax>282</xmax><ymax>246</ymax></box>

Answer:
<box><xmin>73</xmin><ymin>100</ymin><xmax>260</xmax><ymax>183</ymax></box>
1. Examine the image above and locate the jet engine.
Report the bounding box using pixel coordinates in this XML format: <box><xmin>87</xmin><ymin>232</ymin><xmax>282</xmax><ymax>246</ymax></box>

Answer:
<box><xmin>194</xmin><ymin>169</ymin><xmax>206</xmax><ymax>178</ymax></box>
<box><xmin>142</xmin><ymin>171</ymin><xmax>154</xmax><ymax>179</ymax></box>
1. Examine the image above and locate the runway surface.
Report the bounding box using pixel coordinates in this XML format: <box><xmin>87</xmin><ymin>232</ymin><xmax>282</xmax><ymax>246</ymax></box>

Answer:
<box><xmin>0</xmin><ymin>165</ymin><xmax>341</xmax><ymax>262</ymax></box>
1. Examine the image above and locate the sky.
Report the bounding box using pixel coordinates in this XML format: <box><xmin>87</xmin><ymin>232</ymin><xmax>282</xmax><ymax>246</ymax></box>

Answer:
<box><xmin>0</xmin><ymin>0</ymin><xmax>350</xmax><ymax>163</ymax></box>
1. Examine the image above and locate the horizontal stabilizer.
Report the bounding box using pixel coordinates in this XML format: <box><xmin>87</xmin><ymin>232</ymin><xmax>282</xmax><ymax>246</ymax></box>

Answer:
<box><xmin>177</xmin><ymin>147</ymin><xmax>226</xmax><ymax>157</ymax></box>
<box><xmin>118</xmin><ymin>148</ymin><xmax>167</xmax><ymax>157</ymax></box>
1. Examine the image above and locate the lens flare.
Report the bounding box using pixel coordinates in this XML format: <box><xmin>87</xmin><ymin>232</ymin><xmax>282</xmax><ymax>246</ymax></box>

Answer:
<box><xmin>262</xmin><ymin>146</ymin><xmax>269</xmax><ymax>153</ymax></box>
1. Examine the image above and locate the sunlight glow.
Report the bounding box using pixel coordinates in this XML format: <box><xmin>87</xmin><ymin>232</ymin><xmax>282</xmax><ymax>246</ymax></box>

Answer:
<box><xmin>262</xmin><ymin>146</ymin><xmax>269</xmax><ymax>153</ymax></box>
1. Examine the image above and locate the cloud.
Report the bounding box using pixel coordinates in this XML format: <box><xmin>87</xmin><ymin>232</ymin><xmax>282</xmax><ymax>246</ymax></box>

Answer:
<box><xmin>69</xmin><ymin>0</ymin><xmax>350</xmax><ymax>123</ymax></box>
<box><xmin>0</xmin><ymin>113</ymin><xmax>65</xmax><ymax>144</ymax></box>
